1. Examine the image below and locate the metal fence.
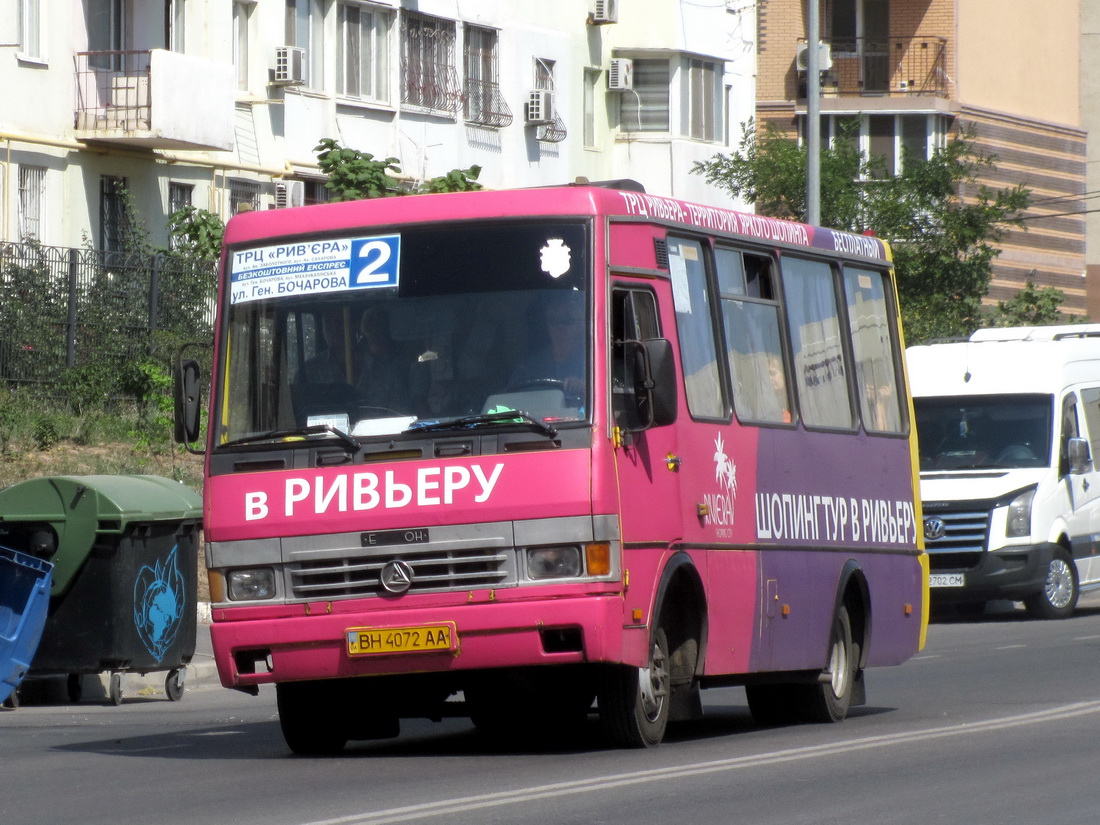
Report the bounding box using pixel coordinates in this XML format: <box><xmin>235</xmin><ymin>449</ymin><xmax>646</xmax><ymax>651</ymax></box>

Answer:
<box><xmin>0</xmin><ymin>241</ymin><xmax>216</xmax><ymax>392</ymax></box>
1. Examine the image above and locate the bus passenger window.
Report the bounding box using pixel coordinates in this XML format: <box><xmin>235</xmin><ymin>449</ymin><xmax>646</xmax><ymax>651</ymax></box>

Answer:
<box><xmin>717</xmin><ymin>248</ymin><xmax>790</xmax><ymax>424</ymax></box>
<box><xmin>668</xmin><ymin>238</ymin><xmax>725</xmax><ymax>420</ymax></box>
<box><xmin>781</xmin><ymin>257</ymin><xmax>855</xmax><ymax>430</ymax></box>
<box><xmin>843</xmin><ymin>267</ymin><xmax>904</xmax><ymax>433</ymax></box>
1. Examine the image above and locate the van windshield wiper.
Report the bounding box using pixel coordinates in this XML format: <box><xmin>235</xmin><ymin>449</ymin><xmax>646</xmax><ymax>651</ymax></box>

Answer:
<box><xmin>220</xmin><ymin>424</ymin><xmax>360</xmax><ymax>452</ymax></box>
<box><xmin>405</xmin><ymin>410</ymin><xmax>557</xmax><ymax>439</ymax></box>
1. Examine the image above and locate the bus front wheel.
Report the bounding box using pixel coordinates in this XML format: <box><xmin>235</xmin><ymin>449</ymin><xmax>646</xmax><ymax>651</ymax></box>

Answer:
<box><xmin>598</xmin><ymin>627</ymin><xmax>671</xmax><ymax>748</ymax></box>
<box><xmin>276</xmin><ymin>681</ymin><xmax>348</xmax><ymax>756</ymax></box>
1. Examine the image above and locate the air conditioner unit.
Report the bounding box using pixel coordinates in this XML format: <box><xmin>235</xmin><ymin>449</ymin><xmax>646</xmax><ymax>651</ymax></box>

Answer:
<box><xmin>274</xmin><ymin>180</ymin><xmax>305</xmax><ymax>209</ymax></box>
<box><xmin>796</xmin><ymin>41</ymin><xmax>833</xmax><ymax>72</ymax></box>
<box><xmin>525</xmin><ymin>90</ymin><xmax>555</xmax><ymax>125</ymax></box>
<box><xmin>608</xmin><ymin>58</ymin><xmax>633</xmax><ymax>91</ymax></box>
<box><xmin>273</xmin><ymin>46</ymin><xmax>306</xmax><ymax>86</ymax></box>
<box><xmin>590</xmin><ymin>0</ymin><xmax>618</xmax><ymax>24</ymax></box>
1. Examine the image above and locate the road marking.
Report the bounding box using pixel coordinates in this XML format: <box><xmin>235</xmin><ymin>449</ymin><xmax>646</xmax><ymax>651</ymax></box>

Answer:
<box><xmin>300</xmin><ymin>701</ymin><xmax>1100</xmax><ymax>825</ymax></box>
<box><xmin>994</xmin><ymin>645</ymin><xmax>1026</xmax><ymax>650</ymax></box>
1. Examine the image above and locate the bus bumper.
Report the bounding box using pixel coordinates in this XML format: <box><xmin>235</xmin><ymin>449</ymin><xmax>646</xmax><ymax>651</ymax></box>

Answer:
<box><xmin>209</xmin><ymin>593</ymin><xmax>640</xmax><ymax>690</ymax></box>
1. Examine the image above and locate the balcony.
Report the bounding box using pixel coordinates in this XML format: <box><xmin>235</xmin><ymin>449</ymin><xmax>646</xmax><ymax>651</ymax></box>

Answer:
<box><xmin>74</xmin><ymin>49</ymin><xmax>235</xmax><ymax>151</ymax></box>
<box><xmin>799</xmin><ymin>37</ymin><xmax>950</xmax><ymax>99</ymax></box>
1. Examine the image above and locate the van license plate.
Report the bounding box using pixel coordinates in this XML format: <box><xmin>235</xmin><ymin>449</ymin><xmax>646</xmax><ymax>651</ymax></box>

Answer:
<box><xmin>346</xmin><ymin>623</ymin><xmax>456</xmax><ymax>656</ymax></box>
<box><xmin>929</xmin><ymin>573</ymin><xmax>965</xmax><ymax>588</ymax></box>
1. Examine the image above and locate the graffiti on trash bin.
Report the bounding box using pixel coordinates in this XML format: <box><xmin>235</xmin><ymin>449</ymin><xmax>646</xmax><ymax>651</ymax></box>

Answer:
<box><xmin>133</xmin><ymin>545</ymin><xmax>186</xmax><ymax>661</ymax></box>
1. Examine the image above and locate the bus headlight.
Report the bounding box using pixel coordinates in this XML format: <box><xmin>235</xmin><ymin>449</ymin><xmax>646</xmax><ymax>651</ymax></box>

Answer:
<box><xmin>1006</xmin><ymin>489</ymin><xmax>1035</xmax><ymax>538</ymax></box>
<box><xmin>226</xmin><ymin>568</ymin><xmax>277</xmax><ymax>600</ymax></box>
<box><xmin>527</xmin><ymin>545</ymin><xmax>582</xmax><ymax>579</ymax></box>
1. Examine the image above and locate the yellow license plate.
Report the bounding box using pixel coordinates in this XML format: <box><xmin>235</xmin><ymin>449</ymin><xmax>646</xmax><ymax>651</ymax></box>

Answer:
<box><xmin>346</xmin><ymin>623</ymin><xmax>456</xmax><ymax>656</ymax></box>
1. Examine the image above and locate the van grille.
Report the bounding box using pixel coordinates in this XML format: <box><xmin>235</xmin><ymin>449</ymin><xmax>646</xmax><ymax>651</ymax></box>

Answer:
<box><xmin>923</xmin><ymin>506</ymin><xmax>990</xmax><ymax>570</ymax></box>
<box><xmin>289</xmin><ymin>547</ymin><xmax>514</xmax><ymax>600</ymax></box>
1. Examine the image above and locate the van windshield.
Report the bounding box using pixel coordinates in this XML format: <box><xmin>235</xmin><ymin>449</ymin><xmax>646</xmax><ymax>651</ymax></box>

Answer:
<box><xmin>914</xmin><ymin>394</ymin><xmax>1053</xmax><ymax>470</ymax></box>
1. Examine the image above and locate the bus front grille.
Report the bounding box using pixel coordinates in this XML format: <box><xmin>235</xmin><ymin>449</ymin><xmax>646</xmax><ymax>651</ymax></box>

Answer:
<box><xmin>289</xmin><ymin>547</ymin><xmax>514</xmax><ymax>600</ymax></box>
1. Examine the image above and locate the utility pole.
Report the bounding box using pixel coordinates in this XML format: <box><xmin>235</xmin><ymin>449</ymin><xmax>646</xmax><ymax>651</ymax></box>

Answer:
<box><xmin>805</xmin><ymin>0</ymin><xmax>821</xmax><ymax>226</ymax></box>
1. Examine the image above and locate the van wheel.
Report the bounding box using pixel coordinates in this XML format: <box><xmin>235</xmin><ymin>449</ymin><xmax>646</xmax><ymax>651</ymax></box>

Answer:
<box><xmin>1025</xmin><ymin>547</ymin><xmax>1078</xmax><ymax>620</ymax></box>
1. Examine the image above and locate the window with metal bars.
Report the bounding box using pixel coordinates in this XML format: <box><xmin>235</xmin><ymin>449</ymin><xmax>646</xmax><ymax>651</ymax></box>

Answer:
<box><xmin>400</xmin><ymin>10</ymin><xmax>460</xmax><ymax>114</ymax></box>
<box><xmin>463</xmin><ymin>25</ymin><xmax>511</xmax><ymax>127</ymax></box>
<box><xmin>533</xmin><ymin>58</ymin><xmax>566</xmax><ymax>143</ymax></box>
<box><xmin>167</xmin><ymin>182</ymin><xmax>193</xmax><ymax>251</ymax></box>
<box><xmin>17</xmin><ymin>166</ymin><xmax>45</xmax><ymax>242</ymax></box>
<box><xmin>99</xmin><ymin>175</ymin><xmax>128</xmax><ymax>252</ymax></box>
<box><xmin>229</xmin><ymin>179</ymin><xmax>261</xmax><ymax>215</ymax></box>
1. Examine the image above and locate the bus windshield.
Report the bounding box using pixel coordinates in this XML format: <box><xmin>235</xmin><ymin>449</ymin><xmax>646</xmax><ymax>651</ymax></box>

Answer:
<box><xmin>219</xmin><ymin>221</ymin><xmax>589</xmax><ymax>443</ymax></box>
<box><xmin>914</xmin><ymin>394</ymin><xmax>1053</xmax><ymax>470</ymax></box>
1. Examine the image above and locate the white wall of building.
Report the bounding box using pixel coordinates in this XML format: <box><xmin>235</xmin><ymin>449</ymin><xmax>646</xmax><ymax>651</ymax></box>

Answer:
<box><xmin>0</xmin><ymin>0</ymin><xmax>756</xmax><ymax>250</ymax></box>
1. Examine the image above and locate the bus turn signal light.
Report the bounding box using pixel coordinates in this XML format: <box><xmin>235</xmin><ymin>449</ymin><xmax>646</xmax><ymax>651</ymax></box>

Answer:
<box><xmin>585</xmin><ymin>542</ymin><xmax>611</xmax><ymax>576</ymax></box>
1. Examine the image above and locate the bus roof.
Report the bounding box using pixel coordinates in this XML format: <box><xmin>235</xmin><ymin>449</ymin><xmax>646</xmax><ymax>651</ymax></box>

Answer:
<box><xmin>222</xmin><ymin>185</ymin><xmax>891</xmax><ymax>263</ymax></box>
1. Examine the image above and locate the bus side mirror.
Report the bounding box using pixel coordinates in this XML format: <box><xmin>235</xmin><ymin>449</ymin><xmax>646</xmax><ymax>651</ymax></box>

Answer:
<box><xmin>174</xmin><ymin>357</ymin><xmax>203</xmax><ymax>448</ymax></box>
<box><xmin>1067</xmin><ymin>437</ymin><xmax>1091</xmax><ymax>475</ymax></box>
<box><xmin>627</xmin><ymin>338</ymin><xmax>677</xmax><ymax>431</ymax></box>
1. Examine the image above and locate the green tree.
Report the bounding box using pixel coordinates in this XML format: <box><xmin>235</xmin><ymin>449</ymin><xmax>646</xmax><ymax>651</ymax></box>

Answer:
<box><xmin>314</xmin><ymin>138</ymin><xmax>483</xmax><ymax>200</ymax></box>
<box><xmin>693</xmin><ymin>121</ymin><xmax>1037</xmax><ymax>343</ymax></box>
<box><xmin>167</xmin><ymin>206</ymin><xmax>224</xmax><ymax>261</ymax></box>
<box><xmin>988</xmin><ymin>280</ymin><xmax>1067</xmax><ymax>327</ymax></box>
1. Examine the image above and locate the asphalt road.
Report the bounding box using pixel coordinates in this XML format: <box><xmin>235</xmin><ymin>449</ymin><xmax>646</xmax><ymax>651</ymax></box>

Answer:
<box><xmin>3</xmin><ymin>594</ymin><xmax>1100</xmax><ymax>824</ymax></box>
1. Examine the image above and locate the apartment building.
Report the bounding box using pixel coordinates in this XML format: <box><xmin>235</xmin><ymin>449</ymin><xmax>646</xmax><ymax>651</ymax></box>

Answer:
<box><xmin>0</xmin><ymin>0</ymin><xmax>757</xmax><ymax>252</ymax></box>
<box><xmin>757</xmin><ymin>0</ymin><xmax>1088</xmax><ymax>314</ymax></box>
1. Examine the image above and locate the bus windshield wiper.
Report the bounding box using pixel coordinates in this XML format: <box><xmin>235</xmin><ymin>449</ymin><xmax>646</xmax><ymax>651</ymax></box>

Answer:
<box><xmin>406</xmin><ymin>410</ymin><xmax>557</xmax><ymax>439</ymax></box>
<box><xmin>220</xmin><ymin>424</ymin><xmax>360</xmax><ymax>452</ymax></box>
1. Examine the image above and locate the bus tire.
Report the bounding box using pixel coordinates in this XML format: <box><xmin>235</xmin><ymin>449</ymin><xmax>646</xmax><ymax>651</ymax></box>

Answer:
<box><xmin>1024</xmin><ymin>546</ymin><xmax>1078</xmax><ymax>620</ymax></box>
<box><xmin>276</xmin><ymin>682</ymin><xmax>348</xmax><ymax>756</ymax></box>
<box><xmin>801</xmin><ymin>604</ymin><xmax>855</xmax><ymax>723</ymax></box>
<box><xmin>598</xmin><ymin>626</ymin><xmax>671</xmax><ymax>748</ymax></box>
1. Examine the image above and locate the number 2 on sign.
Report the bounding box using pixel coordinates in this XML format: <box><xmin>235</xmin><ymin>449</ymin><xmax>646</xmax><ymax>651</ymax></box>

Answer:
<box><xmin>350</xmin><ymin>235</ymin><xmax>400</xmax><ymax>287</ymax></box>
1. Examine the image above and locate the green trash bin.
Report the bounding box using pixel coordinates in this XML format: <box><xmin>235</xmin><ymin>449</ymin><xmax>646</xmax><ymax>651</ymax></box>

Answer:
<box><xmin>0</xmin><ymin>475</ymin><xmax>202</xmax><ymax>704</ymax></box>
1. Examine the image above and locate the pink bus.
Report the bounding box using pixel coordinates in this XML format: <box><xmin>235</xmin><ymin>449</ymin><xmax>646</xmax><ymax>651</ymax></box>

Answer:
<box><xmin>175</xmin><ymin>183</ymin><xmax>927</xmax><ymax>753</ymax></box>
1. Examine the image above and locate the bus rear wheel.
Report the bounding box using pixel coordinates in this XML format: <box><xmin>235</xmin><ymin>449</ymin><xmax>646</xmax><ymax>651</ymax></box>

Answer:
<box><xmin>801</xmin><ymin>605</ymin><xmax>856</xmax><ymax>723</ymax></box>
<box><xmin>598</xmin><ymin>627</ymin><xmax>671</xmax><ymax>748</ymax></box>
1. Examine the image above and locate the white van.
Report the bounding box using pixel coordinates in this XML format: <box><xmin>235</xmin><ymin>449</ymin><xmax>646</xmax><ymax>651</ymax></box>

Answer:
<box><xmin>907</xmin><ymin>325</ymin><xmax>1100</xmax><ymax>618</ymax></box>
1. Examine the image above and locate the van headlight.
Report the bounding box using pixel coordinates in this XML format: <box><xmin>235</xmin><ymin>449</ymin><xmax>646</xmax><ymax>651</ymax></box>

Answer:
<box><xmin>1006</xmin><ymin>489</ymin><xmax>1035</xmax><ymax>538</ymax></box>
<box><xmin>226</xmin><ymin>568</ymin><xmax>277</xmax><ymax>600</ymax></box>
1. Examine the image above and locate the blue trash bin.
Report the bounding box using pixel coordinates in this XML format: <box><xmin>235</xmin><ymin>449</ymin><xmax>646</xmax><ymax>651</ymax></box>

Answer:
<box><xmin>0</xmin><ymin>545</ymin><xmax>53</xmax><ymax>705</ymax></box>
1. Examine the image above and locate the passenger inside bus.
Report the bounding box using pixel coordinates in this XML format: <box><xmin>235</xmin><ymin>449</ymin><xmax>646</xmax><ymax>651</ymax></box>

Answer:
<box><xmin>355</xmin><ymin>305</ymin><xmax>411</xmax><ymax>415</ymax></box>
<box><xmin>293</xmin><ymin>307</ymin><xmax>358</xmax><ymax>425</ymax></box>
<box><xmin>508</xmin><ymin>292</ymin><xmax>586</xmax><ymax>404</ymax></box>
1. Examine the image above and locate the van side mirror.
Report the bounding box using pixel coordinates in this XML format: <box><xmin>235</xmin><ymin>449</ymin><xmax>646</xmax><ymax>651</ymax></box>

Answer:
<box><xmin>174</xmin><ymin>357</ymin><xmax>203</xmax><ymax>449</ymax></box>
<box><xmin>625</xmin><ymin>338</ymin><xmax>677</xmax><ymax>431</ymax></box>
<box><xmin>1067</xmin><ymin>436</ymin><xmax>1090</xmax><ymax>475</ymax></box>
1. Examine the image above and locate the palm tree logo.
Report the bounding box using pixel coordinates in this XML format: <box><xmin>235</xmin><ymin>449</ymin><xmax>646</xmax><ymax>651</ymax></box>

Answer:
<box><xmin>713</xmin><ymin>433</ymin><xmax>737</xmax><ymax>495</ymax></box>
